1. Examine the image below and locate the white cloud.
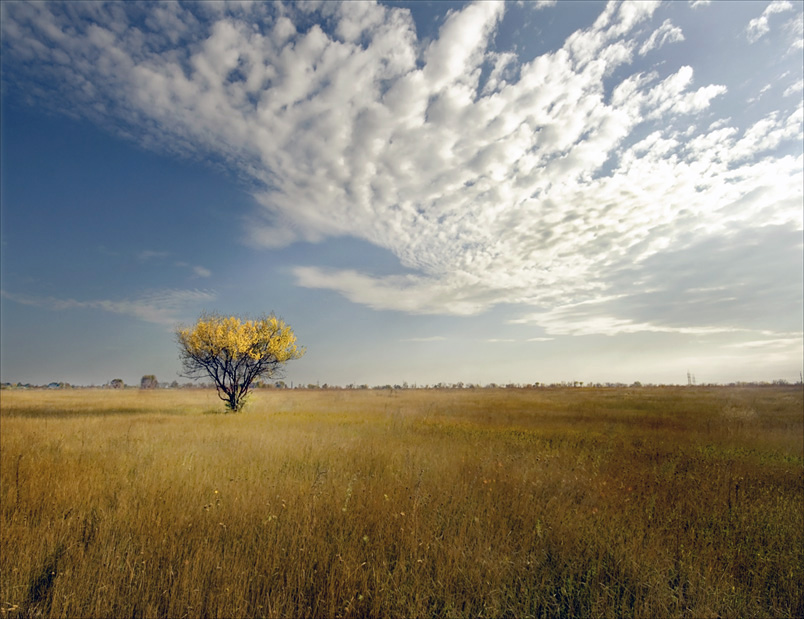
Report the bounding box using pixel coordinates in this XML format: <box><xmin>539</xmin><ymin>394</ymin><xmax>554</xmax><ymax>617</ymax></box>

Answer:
<box><xmin>514</xmin><ymin>308</ymin><xmax>742</xmax><ymax>337</ymax></box>
<box><xmin>642</xmin><ymin>65</ymin><xmax>727</xmax><ymax>119</ymax></box>
<box><xmin>638</xmin><ymin>19</ymin><xmax>684</xmax><ymax>56</ymax></box>
<box><xmin>138</xmin><ymin>249</ymin><xmax>170</xmax><ymax>261</ymax></box>
<box><xmin>724</xmin><ymin>336</ymin><xmax>803</xmax><ymax>350</ymax></box>
<box><xmin>172</xmin><ymin>260</ymin><xmax>213</xmax><ymax>278</ymax></box>
<box><xmin>729</xmin><ymin>104</ymin><xmax>804</xmax><ymax>161</ymax></box>
<box><xmin>139</xmin><ymin>253</ymin><xmax>213</xmax><ymax>279</ymax></box>
<box><xmin>0</xmin><ymin>289</ymin><xmax>215</xmax><ymax>326</ymax></box>
<box><xmin>292</xmin><ymin>267</ymin><xmax>492</xmax><ymax>315</ymax></box>
<box><xmin>422</xmin><ymin>1</ymin><xmax>504</xmax><ymax>93</ymax></box>
<box><xmin>481</xmin><ymin>50</ymin><xmax>517</xmax><ymax>95</ymax></box>
<box><xmin>787</xmin><ymin>13</ymin><xmax>804</xmax><ymax>49</ymax></box>
<box><xmin>784</xmin><ymin>79</ymin><xmax>804</xmax><ymax>97</ymax></box>
<box><xmin>2</xmin><ymin>1</ymin><xmax>801</xmax><ymax>339</ymax></box>
<box><xmin>747</xmin><ymin>1</ymin><xmax>794</xmax><ymax>43</ymax></box>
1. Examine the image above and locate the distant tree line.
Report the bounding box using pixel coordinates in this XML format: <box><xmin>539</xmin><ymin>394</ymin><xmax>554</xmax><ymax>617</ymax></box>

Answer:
<box><xmin>2</xmin><ymin>378</ymin><xmax>800</xmax><ymax>390</ymax></box>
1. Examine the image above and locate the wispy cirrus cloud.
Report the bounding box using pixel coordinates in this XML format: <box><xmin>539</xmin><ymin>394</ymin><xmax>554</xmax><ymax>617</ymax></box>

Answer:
<box><xmin>191</xmin><ymin>266</ymin><xmax>212</xmax><ymax>278</ymax></box>
<box><xmin>746</xmin><ymin>0</ymin><xmax>793</xmax><ymax>43</ymax></box>
<box><xmin>0</xmin><ymin>288</ymin><xmax>215</xmax><ymax>326</ymax></box>
<box><xmin>137</xmin><ymin>250</ymin><xmax>170</xmax><ymax>262</ymax></box>
<box><xmin>137</xmin><ymin>251</ymin><xmax>212</xmax><ymax>279</ymax></box>
<box><xmin>2</xmin><ymin>0</ymin><xmax>801</xmax><ymax>340</ymax></box>
<box><xmin>175</xmin><ymin>261</ymin><xmax>213</xmax><ymax>278</ymax></box>
<box><xmin>638</xmin><ymin>19</ymin><xmax>684</xmax><ymax>56</ymax></box>
<box><xmin>784</xmin><ymin>79</ymin><xmax>804</xmax><ymax>98</ymax></box>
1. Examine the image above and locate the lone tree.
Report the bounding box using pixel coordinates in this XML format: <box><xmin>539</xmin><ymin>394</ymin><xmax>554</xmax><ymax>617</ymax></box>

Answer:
<box><xmin>176</xmin><ymin>312</ymin><xmax>304</xmax><ymax>412</ymax></box>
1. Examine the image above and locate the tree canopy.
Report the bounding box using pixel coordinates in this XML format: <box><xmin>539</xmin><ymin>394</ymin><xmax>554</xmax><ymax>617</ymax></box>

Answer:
<box><xmin>176</xmin><ymin>313</ymin><xmax>304</xmax><ymax>412</ymax></box>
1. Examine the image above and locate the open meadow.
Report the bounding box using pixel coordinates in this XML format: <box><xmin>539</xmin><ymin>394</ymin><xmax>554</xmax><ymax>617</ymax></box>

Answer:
<box><xmin>1</xmin><ymin>386</ymin><xmax>802</xmax><ymax>618</ymax></box>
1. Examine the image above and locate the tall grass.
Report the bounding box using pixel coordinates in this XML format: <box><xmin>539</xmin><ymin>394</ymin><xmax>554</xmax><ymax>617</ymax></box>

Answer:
<box><xmin>1</xmin><ymin>386</ymin><xmax>802</xmax><ymax>618</ymax></box>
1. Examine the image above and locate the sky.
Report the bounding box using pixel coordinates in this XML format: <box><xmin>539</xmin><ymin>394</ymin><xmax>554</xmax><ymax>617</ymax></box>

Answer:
<box><xmin>1</xmin><ymin>0</ymin><xmax>802</xmax><ymax>388</ymax></box>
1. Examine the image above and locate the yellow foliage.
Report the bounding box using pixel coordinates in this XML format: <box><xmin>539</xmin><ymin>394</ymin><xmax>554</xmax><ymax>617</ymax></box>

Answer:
<box><xmin>177</xmin><ymin>313</ymin><xmax>304</xmax><ymax>363</ymax></box>
<box><xmin>176</xmin><ymin>313</ymin><xmax>305</xmax><ymax>410</ymax></box>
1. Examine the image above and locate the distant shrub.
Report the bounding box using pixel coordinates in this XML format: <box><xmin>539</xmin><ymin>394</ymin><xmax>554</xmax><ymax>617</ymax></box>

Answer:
<box><xmin>140</xmin><ymin>375</ymin><xmax>158</xmax><ymax>389</ymax></box>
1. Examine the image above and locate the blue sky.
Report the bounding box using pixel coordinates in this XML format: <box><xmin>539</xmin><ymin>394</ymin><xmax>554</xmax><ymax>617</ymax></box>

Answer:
<box><xmin>1</xmin><ymin>0</ymin><xmax>802</xmax><ymax>387</ymax></box>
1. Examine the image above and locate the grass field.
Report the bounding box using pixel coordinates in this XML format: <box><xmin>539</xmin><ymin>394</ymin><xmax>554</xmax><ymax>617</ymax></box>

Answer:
<box><xmin>1</xmin><ymin>386</ymin><xmax>802</xmax><ymax>618</ymax></box>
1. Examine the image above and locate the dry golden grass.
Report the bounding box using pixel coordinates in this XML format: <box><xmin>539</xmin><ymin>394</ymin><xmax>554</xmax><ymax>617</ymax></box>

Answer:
<box><xmin>1</xmin><ymin>386</ymin><xmax>802</xmax><ymax>618</ymax></box>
